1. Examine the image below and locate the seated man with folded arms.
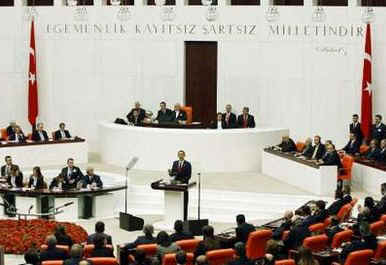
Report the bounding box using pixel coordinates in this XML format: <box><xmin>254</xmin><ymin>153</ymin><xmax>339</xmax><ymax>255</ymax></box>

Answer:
<box><xmin>276</xmin><ymin>136</ymin><xmax>297</xmax><ymax>153</ymax></box>
<box><xmin>341</xmin><ymin>133</ymin><xmax>360</xmax><ymax>156</ymax></box>
<box><xmin>172</xmin><ymin>103</ymin><xmax>187</xmax><ymax>124</ymax></box>
<box><xmin>8</xmin><ymin>126</ymin><xmax>26</xmax><ymax>143</ymax></box>
<box><xmin>54</xmin><ymin>122</ymin><xmax>71</xmax><ymax>140</ymax></box>
<box><xmin>82</xmin><ymin>167</ymin><xmax>103</xmax><ymax>189</ymax></box>
<box><xmin>32</xmin><ymin>122</ymin><xmax>49</xmax><ymax>142</ymax></box>
<box><xmin>237</xmin><ymin>107</ymin><xmax>256</xmax><ymax>128</ymax></box>
<box><xmin>366</xmin><ymin>139</ymin><xmax>381</xmax><ymax>161</ymax></box>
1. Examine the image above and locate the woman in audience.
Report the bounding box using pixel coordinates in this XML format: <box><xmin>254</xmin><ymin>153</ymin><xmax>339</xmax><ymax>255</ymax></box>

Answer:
<box><xmin>194</xmin><ymin>225</ymin><xmax>221</xmax><ymax>258</ymax></box>
<box><xmin>91</xmin><ymin>233</ymin><xmax>114</xmax><ymax>258</ymax></box>
<box><xmin>298</xmin><ymin>247</ymin><xmax>319</xmax><ymax>265</ymax></box>
<box><xmin>156</xmin><ymin>231</ymin><xmax>181</xmax><ymax>258</ymax></box>
<box><xmin>28</xmin><ymin>166</ymin><xmax>45</xmax><ymax>190</ymax></box>
<box><xmin>55</xmin><ymin>225</ymin><xmax>73</xmax><ymax>247</ymax></box>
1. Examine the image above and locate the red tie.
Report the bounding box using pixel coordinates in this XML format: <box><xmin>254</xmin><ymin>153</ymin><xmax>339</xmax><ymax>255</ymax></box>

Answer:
<box><xmin>243</xmin><ymin>115</ymin><xmax>248</xmax><ymax>128</ymax></box>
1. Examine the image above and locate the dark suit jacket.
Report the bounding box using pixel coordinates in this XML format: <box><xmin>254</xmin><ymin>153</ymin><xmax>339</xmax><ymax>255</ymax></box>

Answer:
<box><xmin>55</xmin><ymin>233</ymin><xmax>73</xmax><ymax>247</ymax></box>
<box><xmin>340</xmin><ymin>235</ymin><xmax>377</xmax><ymax>263</ymax></box>
<box><xmin>343</xmin><ymin>140</ymin><xmax>360</xmax><ymax>155</ymax></box>
<box><xmin>278</xmin><ymin>138</ymin><xmax>297</xmax><ymax>153</ymax></box>
<box><xmin>371</xmin><ymin>123</ymin><xmax>386</xmax><ymax>141</ymax></box>
<box><xmin>302</xmin><ymin>209</ymin><xmax>329</xmax><ymax>227</ymax></box>
<box><xmin>236</xmin><ymin>222</ymin><xmax>255</xmax><ymax>243</ymax></box>
<box><xmin>156</xmin><ymin>109</ymin><xmax>174</xmax><ymax>124</ymax></box>
<box><xmin>82</xmin><ymin>174</ymin><xmax>103</xmax><ymax>188</ymax></box>
<box><xmin>194</xmin><ymin>238</ymin><xmax>221</xmax><ymax>258</ymax></box>
<box><xmin>321</xmin><ymin>151</ymin><xmax>343</xmax><ymax>168</ymax></box>
<box><xmin>237</xmin><ymin>114</ymin><xmax>256</xmax><ymax>128</ymax></box>
<box><xmin>40</xmin><ymin>247</ymin><xmax>69</xmax><ymax>261</ymax></box>
<box><xmin>222</xmin><ymin>113</ymin><xmax>237</xmax><ymax>129</ymax></box>
<box><xmin>209</xmin><ymin>121</ymin><xmax>226</xmax><ymax>129</ymax></box>
<box><xmin>91</xmin><ymin>247</ymin><xmax>115</xmax><ymax>258</ymax></box>
<box><xmin>327</xmin><ymin>199</ymin><xmax>346</xmax><ymax>216</ymax></box>
<box><xmin>311</xmin><ymin>144</ymin><xmax>326</xmax><ymax>160</ymax></box>
<box><xmin>28</xmin><ymin>176</ymin><xmax>45</xmax><ymax>189</ymax></box>
<box><xmin>49</xmin><ymin>177</ymin><xmax>65</xmax><ymax>190</ymax></box>
<box><xmin>61</xmin><ymin>167</ymin><xmax>84</xmax><ymax>189</ymax></box>
<box><xmin>377</xmin><ymin>148</ymin><xmax>386</xmax><ymax>162</ymax></box>
<box><xmin>128</xmin><ymin>115</ymin><xmax>142</xmax><ymax>126</ymax></box>
<box><xmin>7</xmin><ymin>173</ymin><xmax>23</xmax><ymax>188</ymax></box>
<box><xmin>124</xmin><ymin>235</ymin><xmax>156</xmax><ymax>249</ymax></box>
<box><xmin>54</xmin><ymin>130</ymin><xmax>71</xmax><ymax>140</ymax></box>
<box><xmin>1</xmin><ymin>164</ymin><xmax>19</xmax><ymax>177</ymax></box>
<box><xmin>350</xmin><ymin>123</ymin><xmax>363</xmax><ymax>143</ymax></box>
<box><xmin>32</xmin><ymin>130</ymin><xmax>49</xmax><ymax>141</ymax></box>
<box><xmin>228</xmin><ymin>257</ymin><xmax>255</xmax><ymax>265</ymax></box>
<box><xmin>172</xmin><ymin>110</ymin><xmax>187</xmax><ymax>122</ymax></box>
<box><xmin>6</xmin><ymin>126</ymin><xmax>16</xmax><ymax>137</ymax></box>
<box><xmin>87</xmin><ymin>232</ymin><xmax>112</xmax><ymax>245</ymax></box>
<box><xmin>171</xmin><ymin>160</ymin><xmax>192</xmax><ymax>184</ymax></box>
<box><xmin>170</xmin><ymin>231</ymin><xmax>194</xmax><ymax>242</ymax></box>
<box><xmin>127</xmin><ymin>108</ymin><xmax>146</xmax><ymax>123</ymax></box>
<box><xmin>284</xmin><ymin>225</ymin><xmax>310</xmax><ymax>251</ymax></box>
<box><xmin>366</xmin><ymin>148</ymin><xmax>381</xmax><ymax>160</ymax></box>
<box><xmin>302</xmin><ymin>145</ymin><xmax>314</xmax><ymax>159</ymax></box>
<box><xmin>8</xmin><ymin>133</ymin><xmax>26</xmax><ymax>143</ymax></box>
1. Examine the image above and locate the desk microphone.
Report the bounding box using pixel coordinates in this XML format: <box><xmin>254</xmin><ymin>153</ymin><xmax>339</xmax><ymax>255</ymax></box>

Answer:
<box><xmin>126</xmin><ymin>157</ymin><xmax>139</xmax><ymax>170</ymax></box>
<box><xmin>28</xmin><ymin>205</ymin><xmax>34</xmax><ymax>214</ymax></box>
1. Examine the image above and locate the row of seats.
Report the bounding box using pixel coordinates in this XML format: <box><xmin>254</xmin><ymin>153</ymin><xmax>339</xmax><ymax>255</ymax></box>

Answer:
<box><xmin>42</xmin><ymin>257</ymin><xmax>117</xmax><ymax>265</ymax></box>
<box><xmin>41</xmin><ymin>244</ymin><xmax>113</xmax><ymax>258</ymax></box>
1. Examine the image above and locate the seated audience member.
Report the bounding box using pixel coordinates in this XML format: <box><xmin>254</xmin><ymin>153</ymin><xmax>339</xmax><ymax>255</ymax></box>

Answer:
<box><xmin>342</xmin><ymin>133</ymin><xmax>360</xmax><ymax>155</ymax></box>
<box><xmin>222</xmin><ymin>104</ymin><xmax>237</xmax><ymax>129</ymax></box>
<box><xmin>122</xmin><ymin>224</ymin><xmax>156</xmax><ymax>249</ymax></box>
<box><xmin>128</xmin><ymin>109</ymin><xmax>143</xmax><ymax>126</ymax></box>
<box><xmin>375</xmin><ymin>183</ymin><xmax>386</xmax><ymax>215</ymax></box>
<box><xmin>133</xmin><ymin>249</ymin><xmax>152</xmax><ymax>265</ymax></box>
<box><xmin>302</xmin><ymin>200</ymin><xmax>328</xmax><ymax>227</ymax></box>
<box><xmin>88</xmin><ymin>221</ymin><xmax>112</xmax><ymax>245</ymax></box>
<box><xmin>22</xmin><ymin>247</ymin><xmax>40</xmax><ymax>265</ymax></box>
<box><xmin>49</xmin><ymin>174</ymin><xmax>65</xmax><ymax>190</ymax></box>
<box><xmin>8</xmin><ymin>126</ymin><xmax>26</xmax><ymax>143</ymax></box>
<box><xmin>371</xmin><ymin>114</ymin><xmax>386</xmax><ymax>142</ymax></box>
<box><xmin>91</xmin><ymin>233</ymin><xmax>114</xmax><ymax>258</ymax></box>
<box><xmin>195</xmin><ymin>256</ymin><xmax>208</xmax><ymax>265</ymax></box>
<box><xmin>273</xmin><ymin>210</ymin><xmax>293</xmax><ymax>239</ymax></box>
<box><xmin>1</xmin><ymin>155</ymin><xmax>18</xmax><ymax>177</ymax></box>
<box><xmin>170</xmin><ymin>220</ymin><xmax>194</xmax><ymax>242</ymax></box>
<box><xmin>54</xmin><ymin>122</ymin><xmax>71</xmax><ymax>140</ymax></box>
<box><xmin>298</xmin><ymin>138</ymin><xmax>314</xmax><ymax>158</ymax></box>
<box><xmin>156</xmin><ymin>231</ymin><xmax>181</xmax><ymax>258</ymax></box>
<box><xmin>61</xmin><ymin>158</ymin><xmax>84</xmax><ymax>189</ymax></box>
<box><xmin>175</xmin><ymin>250</ymin><xmax>188</xmax><ymax>265</ymax></box>
<box><xmin>327</xmin><ymin>194</ymin><xmax>352</xmax><ymax>216</ymax></box>
<box><xmin>366</xmin><ymin>139</ymin><xmax>381</xmax><ymax>160</ymax></box>
<box><xmin>40</xmin><ymin>235</ymin><xmax>69</xmax><ymax>261</ymax></box>
<box><xmin>350</xmin><ymin>114</ymin><xmax>363</xmax><ymax>144</ymax></box>
<box><xmin>6</xmin><ymin>121</ymin><xmax>17</xmax><ymax>137</ymax></box>
<box><xmin>298</xmin><ymin>246</ymin><xmax>319</xmax><ymax>265</ymax></box>
<box><xmin>63</xmin><ymin>244</ymin><xmax>85</xmax><ymax>265</ymax></box>
<box><xmin>228</xmin><ymin>242</ymin><xmax>254</xmax><ymax>265</ymax></box>
<box><xmin>358</xmin><ymin>197</ymin><xmax>380</xmax><ymax>223</ymax></box>
<box><xmin>325</xmin><ymin>216</ymin><xmax>343</xmax><ymax>244</ymax></box>
<box><xmin>32</xmin><ymin>122</ymin><xmax>49</xmax><ymax>142</ymax></box>
<box><xmin>318</xmin><ymin>144</ymin><xmax>342</xmax><ymax>168</ymax></box>
<box><xmin>235</xmin><ymin>214</ymin><xmax>255</xmax><ymax>243</ymax></box>
<box><xmin>194</xmin><ymin>225</ymin><xmax>221</xmax><ymax>258</ymax></box>
<box><xmin>127</xmin><ymin>101</ymin><xmax>146</xmax><ymax>124</ymax></box>
<box><xmin>310</xmin><ymin>135</ymin><xmax>326</xmax><ymax>160</ymax></box>
<box><xmin>55</xmin><ymin>225</ymin><xmax>73</xmax><ymax>247</ymax></box>
<box><xmin>378</xmin><ymin>139</ymin><xmax>386</xmax><ymax>162</ymax></box>
<box><xmin>28</xmin><ymin>166</ymin><xmax>45</xmax><ymax>190</ymax></box>
<box><xmin>283</xmin><ymin>214</ymin><xmax>311</xmax><ymax>251</ymax></box>
<box><xmin>82</xmin><ymin>167</ymin><xmax>103</xmax><ymax>189</ymax></box>
<box><xmin>7</xmin><ymin>165</ymin><xmax>23</xmax><ymax>188</ymax></box>
<box><xmin>237</xmin><ymin>107</ymin><xmax>256</xmax><ymax>128</ymax></box>
<box><xmin>155</xmin><ymin>101</ymin><xmax>174</xmax><ymax>124</ymax></box>
<box><xmin>172</xmin><ymin>103</ymin><xmax>187</xmax><ymax>124</ymax></box>
<box><xmin>340</xmin><ymin>222</ymin><xmax>377</xmax><ymax>263</ymax></box>
<box><xmin>277</xmin><ymin>136</ymin><xmax>297</xmax><ymax>153</ymax></box>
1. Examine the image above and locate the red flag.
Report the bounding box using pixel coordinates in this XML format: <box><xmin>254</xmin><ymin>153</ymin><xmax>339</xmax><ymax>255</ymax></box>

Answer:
<box><xmin>361</xmin><ymin>23</ymin><xmax>373</xmax><ymax>141</ymax></box>
<box><xmin>28</xmin><ymin>19</ymin><xmax>38</xmax><ymax>127</ymax></box>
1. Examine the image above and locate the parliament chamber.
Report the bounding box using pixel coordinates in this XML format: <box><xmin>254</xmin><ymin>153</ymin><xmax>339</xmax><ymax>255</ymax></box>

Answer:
<box><xmin>2</xmin><ymin>0</ymin><xmax>386</xmax><ymax>265</ymax></box>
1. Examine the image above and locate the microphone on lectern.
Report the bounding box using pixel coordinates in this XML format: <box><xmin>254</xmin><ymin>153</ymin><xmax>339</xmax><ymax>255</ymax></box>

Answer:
<box><xmin>28</xmin><ymin>205</ymin><xmax>34</xmax><ymax>214</ymax></box>
<box><xmin>126</xmin><ymin>157</ymin><xmax>139</xmax><ymax>170</ymax></box>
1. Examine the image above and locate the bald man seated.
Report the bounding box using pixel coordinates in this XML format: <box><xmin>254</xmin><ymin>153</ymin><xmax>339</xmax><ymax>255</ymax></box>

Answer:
<box><xmin>81</xmin><ymin>167</ymin><xmax>103</xmax><ymax>189</ymax></box>
<box><xmin>127</xmin><ymin>101</ymin><xmax>146</xmax><ymax>124</ymax></box>
<box><xmin>172</xmin><ymin>103</ymin><xmax>187</xmax><ymax>124</ymax></box>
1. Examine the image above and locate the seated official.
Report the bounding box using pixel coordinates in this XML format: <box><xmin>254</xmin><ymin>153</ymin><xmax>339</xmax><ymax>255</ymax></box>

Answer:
<box><xmin>1</xmin><ymin>155</ymin><xmax>18</xmax><ymax>178</ymax></box>
<box><xmin>371</xmin><ymin>114</ymin><xmax>386</xmax><ymax>142</ymax></box>
<box><xmin>342</xmin><ymin>133</ymin><xmax>360</xmax><ymax>155</ymax></box>
<box><xmin>7</xmin><ymin>165</ymin><xmax>23</xmax><ymax>188</ymax></box>
<box><xmin>378</xmin><ymin>139</ymin><xmax>386</xmax><ymax>162</ymax></box>
<box><xmin>156</xmin><ymin>231</ymin><xmax>181</xmax><ymax>259</ymax></box>
<box><xmin>40</xmin><ymin>235</ymin><xmax>69</xmax><ymax>262</ymax></box>
<box><xmin>277</xmin><ymin>136</ymin><xmax>297</xmax><ymax>153</ymax></box>
<box><xmin>210</xmin><ymin>112</ymin><xmax>226</xmax><ymax>129</ymax></box>
<box><xmin>222</xmin><ymin>104</ymin><xmax>237</xmax><ymax>129</ymax></box>
<box><xmin>60</xmin><ymin>158</ymin><xmax>84</xmax><ymax>189</ymax></box>
<box><xmin>90</xmin><ymin>233</ymin><xmax>114</xmax><ymax>258</ymax></box>
<box><xmin>82</xmin><ymin>167</ymin><xmax>103</xmax><ymax>189</ymax></box>
<box><xmin>299</xmin><ymin>138</ymin><xmax>314</xmax><ymax>158</ymax></box>
<box><xmin>228</xmin><ymin>242</ymin><xmax>254</xmax><ymax>265</ymax></box>
<box><xmin>172</xmin><ymin>103</ymin><xmax>187</xmax><ymax>124</ymax></box>
<box><xmin>32</xmin><ymin>122</ymin><xmax>49</xmax><ymax>142</ymax></box>
<box><xmin>310</xmin><ymin>135</ymin><xmax>326</xmax><ymax>160</ymax></box>
<box><xmin>28</xmin><ymin>166</ymin><xmax>46</xmax><ymax>190</ymax></box>
<box><xmin>350</xmin><ymin>114</ymin><xmax>363</xmax><ymax>144</ymax></box>
<box><xmin>54</xmin><ymin>122</ymin><xmax>71</xmax><ymax>140</ymax></box>
<box><xmin>366</xmin><ymin>139</ymin><xmax>381</xmax><ymax>160</ymax></box>
<box><xmin>49</xmin><ymin>174</ymin><xmax>65</xmax><ymax>190</ymax></box>
<box><xmin>318</xmin><ymin>144</ymin><xmax>342</xmax><ymax>168</ymax></box>
<box><xmin>237</xmin><ymin>107</ymin><xmax>255</xmax><ymax>128</ymax></box>
<box><xmin>127</xmin><ymin>101</ymin><xmax>146</xmax><ymax>124</ymax></box>
<box><xmin>8</xmin><ymin>126</ymin><xmax>26</xmax><ymax>143</ymax></box>
<box><xmin>170</xmin><ymin>220</ymin><xmax>194</xmax><ymax>242</ymax></box>
<box><xmin>155</xmin><ymin>101</ymin><xmax>174</xmax><ymax>124</ymax></box>
<box><xmin>194</xmin><ymin>226</ymin><xmax>221</xmax><ymax>258</ymax></box>
<box><xmin>55</xmin><ymin>225</ymin><xmax>73</xmax><ymax>248</ymax></box>
<box><xmin>6</xmin><ymin>121</ymin><xmax>18</xmax><ymax>137</ymax></box>
<box><xmin>235</xmin><ymin>214</ymin><xmax>255</xmax><ymax>243</ymax></box>
<box><xmin>88</xmin><ymin>221</ymin><xmax>112</xmax><ymax>245</ymax></box>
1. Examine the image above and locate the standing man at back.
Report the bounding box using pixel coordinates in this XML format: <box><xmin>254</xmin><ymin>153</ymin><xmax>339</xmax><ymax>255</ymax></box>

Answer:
<box><xmin>350</xmin><ymin>114</ymin><xmax>363</xmax><ymax>144</ymax></box>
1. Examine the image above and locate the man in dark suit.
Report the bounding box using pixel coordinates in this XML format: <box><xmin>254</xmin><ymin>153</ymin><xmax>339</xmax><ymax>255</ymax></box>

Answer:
<box><xmin>237</xmin><ymin>107</ymin><xmax>256</xmax><ymax>128</ymax></box>
<box><xmin>342</xmin><ymin>133</ymin><xmax>361</xmax><ymax>155</ymax></box>
<box><xmin>49</xmin><ymin>174</ymin><xmax>65</xmax><ymax>190</ymax></box>
<box><xmin>235</xmin><ymin>214</ymin><xmax>255</xmax><ymax>243</ymax></box>
<box><xmin>63</xmin><ymin>244</ymin><xmax>88</xmax><ymax>265</ymax></box>
<box><xmin>6</xmin><ymin>121</ymin><xmax>17</xmax><ymax>137</ymax></box>
<box><xmin>222</xmin><ymin>104</ymin><xmax>237</xmax><ymax>129</ymax></box>
<box><xmin>54</xmin><ymin>122</ymin><xmax>72</xmax><ymax>140</ymax></box>
<box><xmin>350</xmin><ymin>114</ymin><xmax>363</xmax><ymax>144</ymax></box>
<box><xmin>1</xmin><ymin>155</ymin><xmax>18</xmax><ymax>178</ymax></box>
<box><xmin>170</xmin><ymin>150</ymin><xmax>192</xmax><ymax>221</ymax></box>
<box><xmin>8</xmin><ymin>126</ymin><xmax>26</xmax><ymax>143</ymax></box>
<box><xmin>170</xmin><ymin>220</ymin><xmax>194</xmax><ymax>242</ymax></box>
<box><xmin>82</xmin><ymin>167</ymin><xmax>103</xmax><ymax>189</ymax></box>
<box><xmin>7</xmin><ymin>165</ymin><xmax>23</xmax><ymax>188</ymax></box>
<box><xmin>210</xmin><ymin>113</ymin><xmax>226</xmax><ymax>129</ymax></box>
<box><xmin>300</xmin><ymin>138</ymin><xmax>314</xmax><ymax>158</ymax></box>
<box><xmin>228</xmin><ymin>242</ymin><xmax>254</xmax><ymax>265</ymax></box>
<box><xmin>32</xmin><ymin>122</ymin><xmax>49</xmax><ymax>142</ymax></box>
<box><xmin>277</xmin><ymin>136</ymin><xmax>297</xmax><ymax>153</ymax></box>
<box><xmin>327</xmin><ymin>194</ymin><xmax>352</xmax><ymax>216</ymax></box>
<box><xmin>371</xmin><ymin>114</ymin><xmax>386</xmax><ymax>142</ymax></box>
<box><xmin>128</xmin><ymin>109</ymin><xmax>142</xmax><ymax>126</ymax></box>
<box><xmin>40</xmin><ymin>235</ymin><xmax>69</xmax><ymax>262</ymax></box>
<box><xmin>310</xmin><ymin>135</ymin><xmax>326</xmax><ymax>160</ymax></box>
<box><xmin>366</xmin><ymin>139</ymin><xmax>381</xmax><ymax>161</ymax></box>
<box><xmin>127</xmin><ymin>101</ymin><xmax>146</xmax><ymax>124</ymax></box>
<box><xmin>87</xmin><ymin>221</ymin><xmax>112</xmax><ymax>245</ymax></box>
<box><xmin>302</xmin><ymin>200</ymin><xmax>328</xmax><ymax>227</ymax></box>
<box><xmin>378</xmin><ymin>139</ymin><xmax>386</xmax><ymax>162</ymax></box>
<box><xmin>318</xmin><ymin>144</ymin><xmax>343</xmax><ymax>168</ymax></box>
<box><xmin>172</xmin><ymin>103</ymin><xmax>187</xmax><ymax>124</ymax></box>
<box><xmin>155</xmin><ymin>101</ymin><xmax>174</xmax><ymax>124</ymax></box>
<box><xmin>90</xmin><ymin>234</ymin><xmax>114</xmax><ymax>258</ymax></box>
<box><xmin>60</xmin><ymin>158</ymin><xmax>84</xmax><ymax>189</ymax></box>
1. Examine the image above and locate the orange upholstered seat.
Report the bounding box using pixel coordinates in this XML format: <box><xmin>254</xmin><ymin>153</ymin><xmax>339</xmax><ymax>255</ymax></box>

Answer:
<box><xmin>163</xmin><ymin>253</ymin><xmax>194</xmax><ymax>265</ymax></box>
<box><xmin>246</xmin><ymin>230</ymin><xmax>272</xmax><ymax>260</ymax></box>
<box><xmin>206</xmin><ymin>249</ymin><xmax>235</xmax><ymax>265</ymax></box>
<box><xmin>374</xmin><ymin>241</ymin><xmax>386</xmax><ymax>261</ymax></box>
<box><xmin>136</xmin><ymin>244</ymin><xmax>158</xmax><ymax>257</ymax></box>
<box><xmin>332</xmin><ymin>249</ymin><xmax>374</xmax><ymax>265</ymax></box>
<box><xmin>296</xmin><ymin>141</ymin><xmax>306</xmax><ymax>152</ymax></box>
<box><xmin>360</xmin><ymin>145</ymin><xmax>370</xmax><ymax>155</ymax></box>
<box><xmin>181</xmin><ymin>106</ymin><xmax>193</xmax><ymax>124</ymax></box>
<box><xmin>303</xmin><ymin>235</ymin><xmax>329</xmax><ymax>252</ymax></box>
<box><xmin>0</xmin><ymin>128</ymin><xmax>7</xmax><ymax>140</ymax></box>
<box><xmin>83</xmin><ymin>244</ymin><xmax>113</xmax><ymax>258</ymax></box>
<box><xmin>370</xmin><ymin>220</ymin><xmax>385</xmax><ymax>236</ymax></box>
<box><xmin>87</xmin><ymin>257</ymin><xmax>119</xmax><ymax>265</ymax></box>
<box><xmin>309</xmin><ymin>223</ymin><xmax>326</xmax><ymax>234</ymax></box>
<box><xmin>42</xmin><ymin>261</ymin><xmax>64</xmax><ymax>265</ymax></box>
<box><xmin>339</xmin><ymin>155</ymin><xmax>354</xmax><ymax>181</ymax></box>
<box><xmin>176</xmin><ymin>239</ymin><xmax>201</xmax><ymax>253</ymax></box>
<box><xmin>337</xmin><ymin>203</ymin><xmax>352</xmax><ymax>222</ymax></box>
<box><xmin>40</xmin><ymin>244</ymin><xmax>70</xmax><ymax>254</ymax></box>
<box><xmin>331</xmin><ymin>230</ymin><xmax>353</xmax><ymax>249</ymax></box>
<box><xmin>275</xmin><ymin>260</ymin><xmax>296</xmax><ymax>265</ymax></box>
